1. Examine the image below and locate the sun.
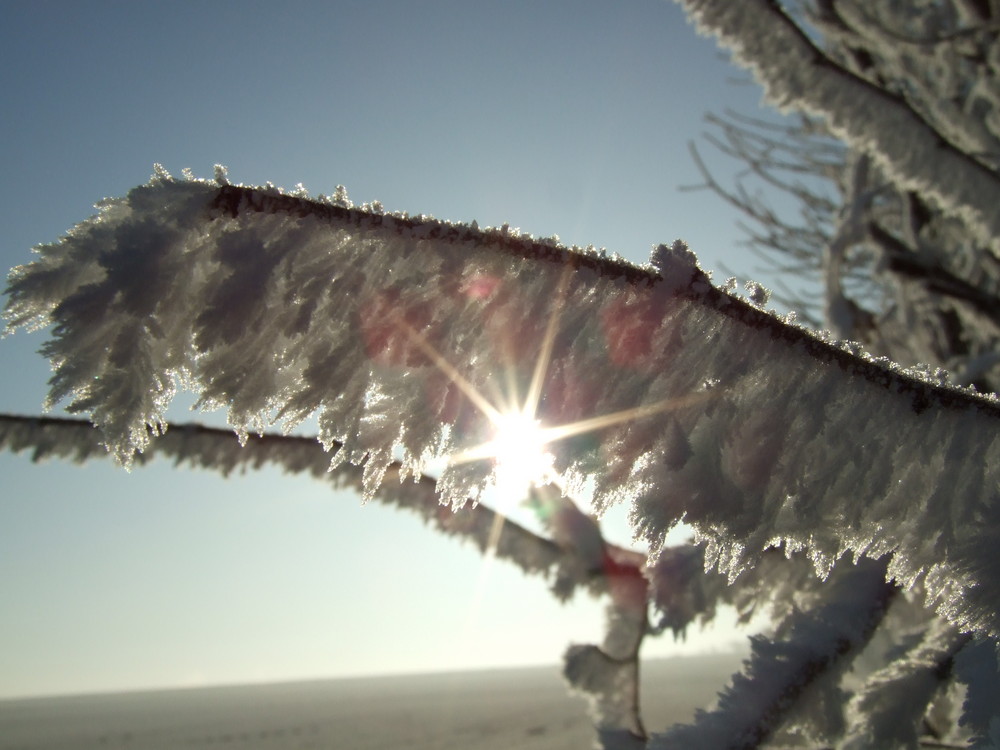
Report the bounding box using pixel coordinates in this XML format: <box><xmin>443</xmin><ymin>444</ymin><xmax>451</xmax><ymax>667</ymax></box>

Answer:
<box><xmin>486</xmin><ymin>410</ymin><xmax>555</xmax><ymax>501</ymax></box>
<box><xmin>393</xmin><ymin>264</ymin><xmax>718</xmax><ymax>511</ymax></box>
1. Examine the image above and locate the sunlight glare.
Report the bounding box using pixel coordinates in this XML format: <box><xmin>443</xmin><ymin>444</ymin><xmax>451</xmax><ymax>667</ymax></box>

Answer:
<box><xmin>394</xmin><ymin>264</ymin><xmax>722</xmax><ymax>523</ymax></box>
<box><xmin>488</xmin><ymin>410</ymin><xmax>555</xmax><ymax>504</ymax></box>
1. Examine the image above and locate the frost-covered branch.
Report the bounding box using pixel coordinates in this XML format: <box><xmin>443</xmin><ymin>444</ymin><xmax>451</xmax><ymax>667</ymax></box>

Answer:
<box><xmin>841</xmin><ymin>619</ymin><xmax>970</xmax><ymax>749</ymax></box>
<box><xmin>675</xmin><ymin>2</ymin><xmax>1000</xmax><ymax>744</ymax></box>
<box><xmin>809</xmin><ymin>0</ymin><xmax>1000</xmax><ymax>167</ymax></box>
<box><xmin>564</xmin><ymin>562</ymin><xmax>650</xmax><ymax>749</ymax></box>
<box><xmin>547</xmin><ymin>486</ymin><xmax>650</xmax><ymax>748</ymax></box>
<box><xmin>692</xmin><ymin>99</ymin><xmax>1000</xmax><ymax>390</ymax></box>
<box><xmin>0</xmin><ymin>412</ymin><xmax>615</xmax><ymax>601</ymax></box>
<box><xmin>7</xmin><ymin>171</ymin><xmax>1000</xmax><ymax>648</ymax></box>
<box><xmin>674</xmin><ymin>0</ymin><xmax>1000</xmax><ymax>250</ymax></box>
<box><xmin>651</xmin><ymin>558</ymin><xmax>895</xmax><ymax>749</ymax></box>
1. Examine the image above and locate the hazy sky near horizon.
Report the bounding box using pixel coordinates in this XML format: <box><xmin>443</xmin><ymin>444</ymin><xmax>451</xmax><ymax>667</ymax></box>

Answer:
<box><xmin>0</xmin><ymin>0</ymin><xmax>784</xmax><ymax>699</ymax></box>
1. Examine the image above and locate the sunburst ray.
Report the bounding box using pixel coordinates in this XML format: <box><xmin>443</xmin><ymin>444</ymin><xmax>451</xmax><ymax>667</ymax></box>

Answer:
<box><xmin>394</xmin><ymin>277</ymin><xmax>717</xmax><ymax>513</ymax></box>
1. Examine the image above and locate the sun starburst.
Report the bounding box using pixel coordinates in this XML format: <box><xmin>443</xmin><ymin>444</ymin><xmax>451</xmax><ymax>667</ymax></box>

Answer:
<box><xmin>393</xmin><ymin>263</ymin><xmax>715</xmax><ymax>514</ymax></box>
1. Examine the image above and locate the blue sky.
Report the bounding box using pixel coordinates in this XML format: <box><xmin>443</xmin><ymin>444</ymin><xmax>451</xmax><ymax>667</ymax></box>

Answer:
<box><xmin>0</xmin><ymin>0</ymin><xmax>782</xmax><ymax>698</ymax></box>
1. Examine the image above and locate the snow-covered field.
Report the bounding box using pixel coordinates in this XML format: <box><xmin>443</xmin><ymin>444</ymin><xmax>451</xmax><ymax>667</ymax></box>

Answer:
<box><xmin>0</xmin><ymin>654</ymin><xmax>741</xmax><ymax>749</ymax></box>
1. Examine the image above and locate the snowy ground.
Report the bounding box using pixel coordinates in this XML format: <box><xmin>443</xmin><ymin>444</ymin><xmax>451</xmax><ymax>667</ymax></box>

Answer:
<box><xmin>0</xmin><ymin>653</ymin><xmax>742</xmax><ymax>749</ymax></box>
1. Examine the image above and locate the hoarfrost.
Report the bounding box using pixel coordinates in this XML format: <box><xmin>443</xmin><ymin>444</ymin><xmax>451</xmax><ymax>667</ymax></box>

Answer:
<box><xmin>649</xmin><ymin>559</ymin><xmax>893</xmax><ymax>749</ymax></box>
<box><xmin>7</xmin><ymin>170</ymin><xmax>1000</xmax><ymax>650</ymax></box>
<box><xmin>675</xmin><ymin>0</ymin><xmax>1000</xmax><ymax>250</ymax></box>
<box><xmin>840</xmin><ymin>619</ymin><xmax>969</xmax><ymax>750</ymax></box>
<box><xmin>0</xmin><ymin>413</ymin><xmax>611</xmax><ymax>603</ymax></box>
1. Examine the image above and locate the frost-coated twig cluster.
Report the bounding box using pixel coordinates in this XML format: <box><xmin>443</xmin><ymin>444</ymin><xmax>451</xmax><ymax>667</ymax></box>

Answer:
<box><xmin>683</xmin><ymin>0</ymin><xmax>1000</xmax><ymax>396</ymax></box>
<box><xmin>7</xmin><ymin>172</ymin><xmax>1000</xmax><ymax>636</ymax></box>
<box><xmin>676</xmin><ymin>0</ymin><xmax>1000</xmax><ymax>252</ymax></box>
<box><xmin>671</xmin><ymin>0</ymin><xmax>1000</xmax><ymax>747</ymax></box>
<box><xmin>5</xmin><ymin>167</ymin><xmax>1000</xmax><ymax>747</ymax></box>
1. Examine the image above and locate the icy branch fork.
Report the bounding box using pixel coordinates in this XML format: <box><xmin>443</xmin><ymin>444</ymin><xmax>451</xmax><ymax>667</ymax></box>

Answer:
<box><xmin>7</xmin><ymin>170</ymin><xmax>1000</xmax><ymax>640</ymax></box>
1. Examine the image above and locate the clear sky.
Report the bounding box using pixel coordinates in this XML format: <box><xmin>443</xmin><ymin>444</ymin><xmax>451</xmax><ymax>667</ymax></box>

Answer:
<box><xmin>0</xmin><ymin>0</ymin><xmax>781</xmax><ymax>699</ymax></box>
